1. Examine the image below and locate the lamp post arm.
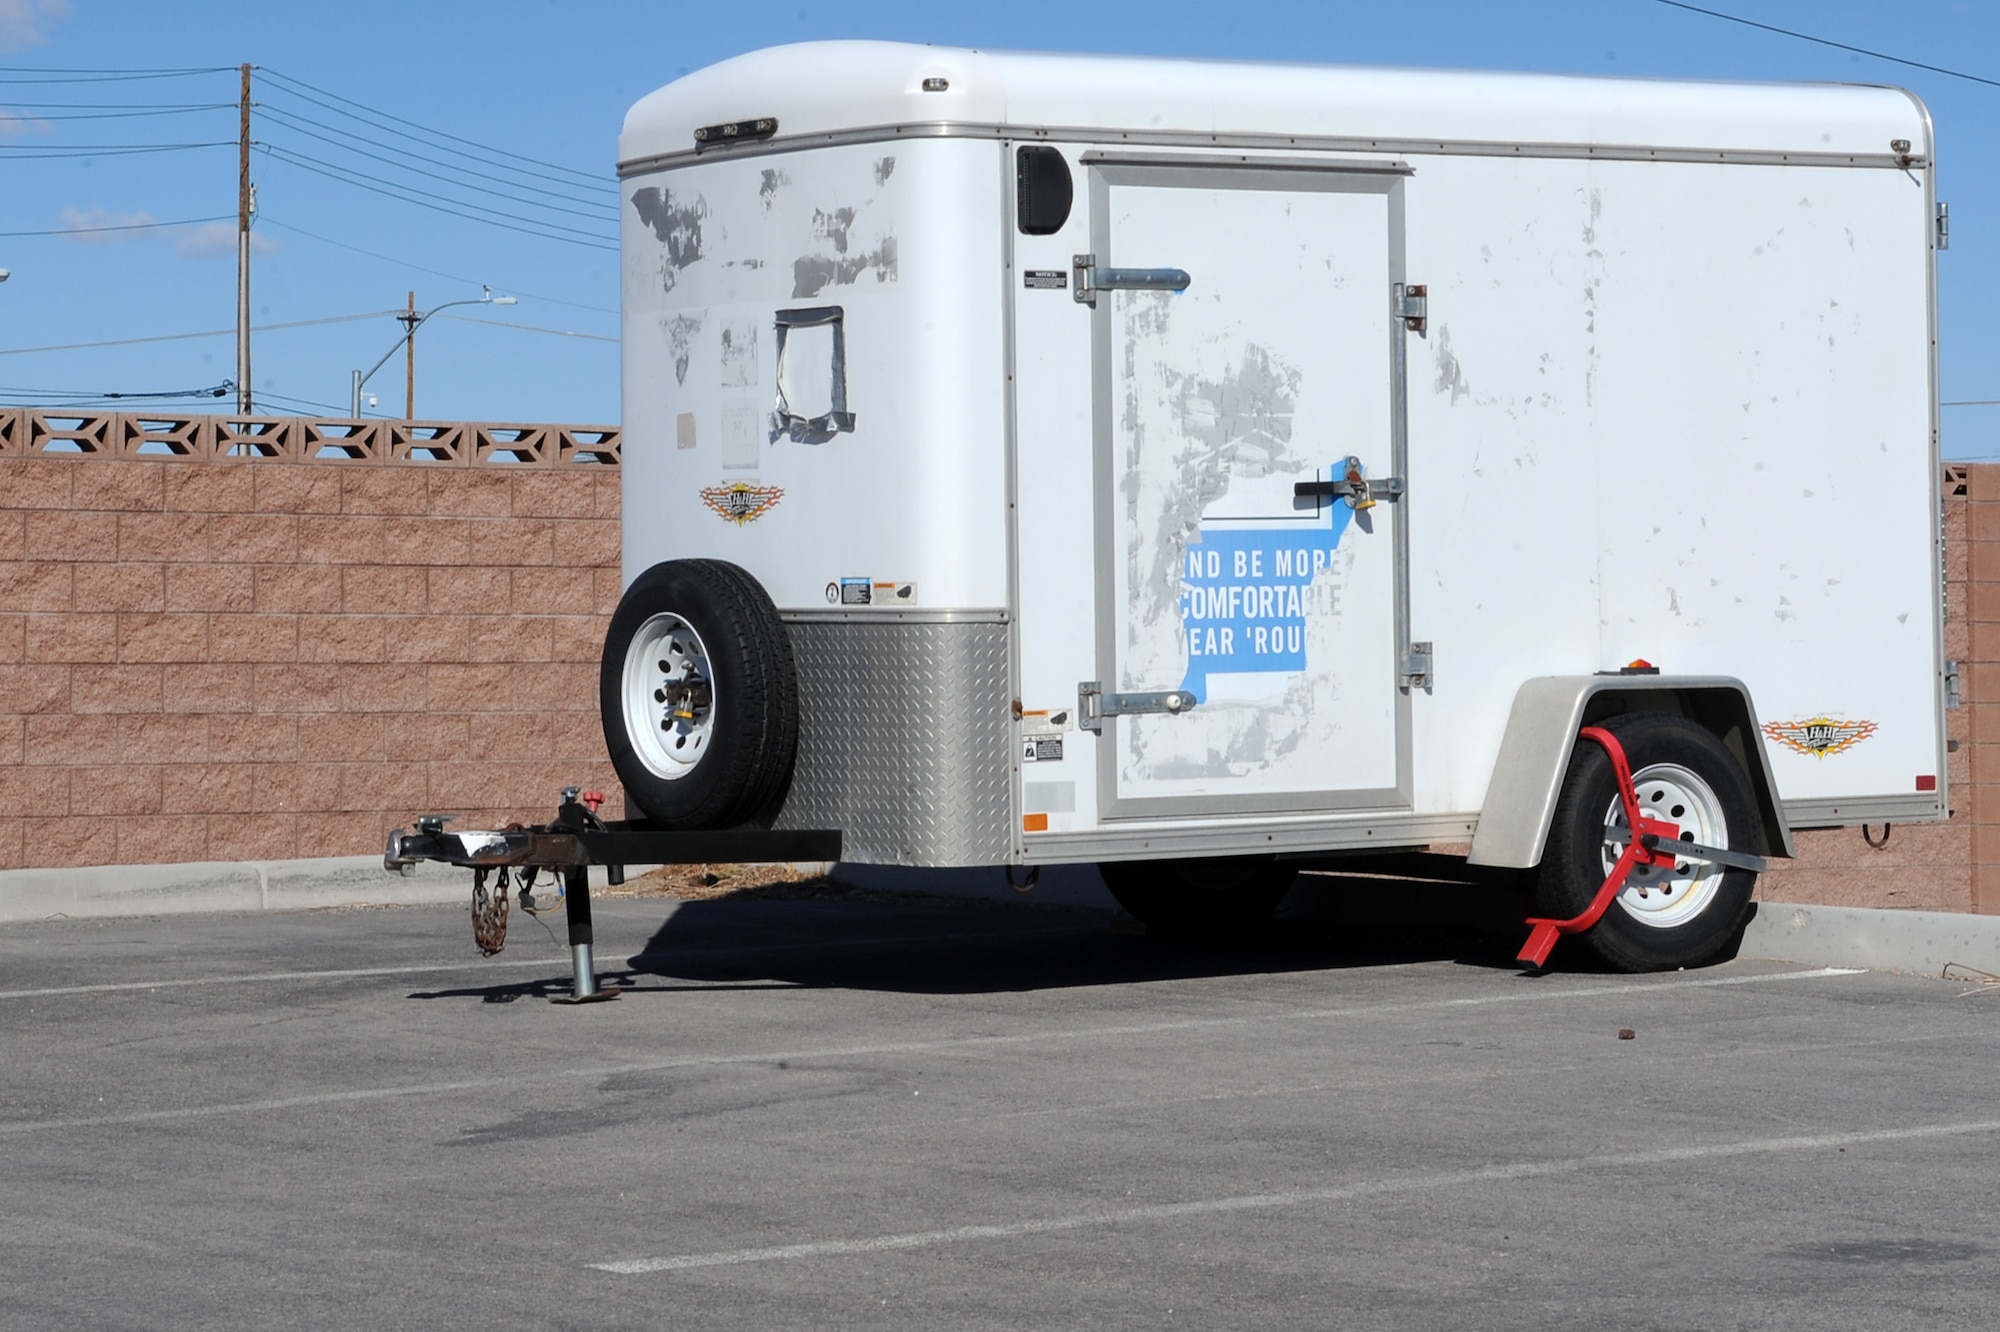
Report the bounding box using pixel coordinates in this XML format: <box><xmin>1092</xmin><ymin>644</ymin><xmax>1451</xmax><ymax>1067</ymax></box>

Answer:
<box><xmin>349</xmin><ymin>295</ymin><xmax>499</xmax><ymax>416</ymax></box>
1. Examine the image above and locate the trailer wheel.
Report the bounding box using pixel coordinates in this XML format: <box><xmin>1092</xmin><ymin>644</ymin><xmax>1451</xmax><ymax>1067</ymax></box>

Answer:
<box><xmin>600</xmin><ymin>559</ymin><xmax>799</xmax><ymax>829</ymax></box>
<box><xmin>1532</xmin><ymin>712</ymin><xmax>1760</xmax><ymax>972</ymax></box>
<box><xmin>1097</xmin><ymin>856</ymin><xmax>1298</xmax><ymax>933</ymax></box>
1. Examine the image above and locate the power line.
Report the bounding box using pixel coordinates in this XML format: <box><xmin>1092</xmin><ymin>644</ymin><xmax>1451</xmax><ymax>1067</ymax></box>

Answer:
<box><xmin>0</xmin><ymin>213</ymin><xmax>232</xmax><ymax>238</ymax></box>
<box><xmin>0</xmin><ymin>67</ymin><xmax>231</xmax><ymax>84</ymax></box>
<box><xmin>0</xmin><ymin>381</ymin><xmax>234</xmax><ymax>401</ymax></box>
<box><xmin>1653</xmin><ymin>1</ymin><xmax>2000</xmax><ymax>90</ymax></box>
<box><xmin>255</xmin><ymin>91</ymin><xmax>617</xmax><ymax>200</ymax></box>
<box><xmin>437</xmin><ymin>313</ymin><xmax>617</xmax><ymax>343</ymax></box>
<box><xmin>0</xmin><ymin>99</ymin><xmax>234</xmax><ymax>108</ymax></box>
<box><xmin>258</xmin><ymin>67</ymin><xmax>606</xmax><ymax>189</ymax></box>
<box><xmin>0</xmin><ymin>140</ymin><xmax>234</xmax><ymax>158</ymax></box>
<box><xmin>0</xmin><ymin>309</ymin><xmax>404</xmax><ymax>357</ymax></box>
<box><xmin>1943</xmin><ymin>401</ymin><xmax>2000</xmax><ymax>407</ymax></box>
<box><xmin>258</xmin><ymin>143</ymin><xmax>618</xmax><ymax>250</ymax></box>
<box><xmin>0</xmin><ymin>104</ymin><xmax>234</xmax><ymax>122</ymax></box>
<box><xmin>256</xmin><ymin>112</ymin><xmax>618</xmax><ymax>223</ymax></box>
<box><xmin>242</xmin><ymin>388</ymin><xmax>358</xmax><ymax>416</ymax></box>
<box><xmin>255</xmin><ymin>102</ymin><xmax>616</xmax><ymax>209</ymax></box>
<box><xmin>258</xmin><ymin>216</ymin><xmax>619</xmax><ymax>317</ymax></box>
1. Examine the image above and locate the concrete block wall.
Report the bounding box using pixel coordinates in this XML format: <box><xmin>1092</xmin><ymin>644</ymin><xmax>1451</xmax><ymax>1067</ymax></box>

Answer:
<box><xmin>0</xmin><ymin>453</ymin><xmax>622</xmax><ymax>870</ymax></box>
<box><xmin>0</xmin><ymin>434</ymin><xmax>1994</xmax><ymax>916</ymax></box>
<box><xmin>1757</xmin><ymin>463</ymin><xmax>1978</xmax><ymax>913</ymax></box>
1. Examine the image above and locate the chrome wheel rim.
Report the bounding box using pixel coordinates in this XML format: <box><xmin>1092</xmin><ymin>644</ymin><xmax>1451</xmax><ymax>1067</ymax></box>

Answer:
<box><xmin>1602</xmin><ymin>762</ymin><xmax>1729</xmax><ymax>930</ymax></box>
<box><xmin>623</xmin><ymin>613</ymin><xmax>716</xmax><ymax>780</ymax></box>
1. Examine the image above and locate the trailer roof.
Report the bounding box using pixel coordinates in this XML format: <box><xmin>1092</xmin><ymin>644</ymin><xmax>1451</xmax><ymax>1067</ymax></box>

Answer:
<box><xmin>619</xmin><ymin>41</ymin><xmax>1929</xmax><ymax>173</ymax></box>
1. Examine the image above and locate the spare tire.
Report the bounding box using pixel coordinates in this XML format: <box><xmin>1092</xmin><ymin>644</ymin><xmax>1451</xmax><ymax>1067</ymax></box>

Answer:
<box><xmin>600</xmin><ymin>559</ymin><xmax>799</xmax><ymax>828</ymax></box>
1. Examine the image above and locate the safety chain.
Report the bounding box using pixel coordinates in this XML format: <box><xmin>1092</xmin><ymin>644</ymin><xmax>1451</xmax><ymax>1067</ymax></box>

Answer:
<box><xmin>472</xmin><ymin>865</ymin><xmax>512</xmax><ymax>956</ymax></box>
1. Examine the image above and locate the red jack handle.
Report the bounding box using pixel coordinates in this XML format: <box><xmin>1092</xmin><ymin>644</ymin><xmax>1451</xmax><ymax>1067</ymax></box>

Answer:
<box><xmin>580</xmin><ymin>790</ymin><xmax>606</xmax><ymax>814</ymax></box>
<box><xmin>1517</xmin><ymin>725</ymin><xmax>1682</xmax><ymax>969</ymax></box>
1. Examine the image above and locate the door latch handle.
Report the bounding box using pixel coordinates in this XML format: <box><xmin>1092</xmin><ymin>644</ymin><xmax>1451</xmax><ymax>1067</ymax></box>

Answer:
<box><xmin>1073</xmin><ymin>254</ymin><xmax>1192</xmax><ymax>307</ymax></box>
<box><xmin>1294</xmin><ymin>456</ymin><xmax>1404</xmax><ymax>509</ymax></box>
<box><xmin>1078</xmin><ymin>682</ymin><xmax>1197</xmax><ymax>732</ymax></box>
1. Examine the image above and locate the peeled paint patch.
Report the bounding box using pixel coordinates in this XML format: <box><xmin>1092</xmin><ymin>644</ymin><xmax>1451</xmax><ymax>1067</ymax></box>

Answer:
<box><xmin>667</xmin><ymin>313</ymin><xmax>704</xmax><ymax>387</ymax></box>
<box><xmin>791</xmin><ymin>202</ymin><xmax>899</xmax><ymax>298</ymax></box>
<box><xmin>758</xmin><ymin>168</ymin><xmax>789</xmax><ymax>212</ymax></box>
<box><xmin>631</xmin><ymin>186</ymin><xmax>708</xmax><ymax>291</ymax></box>
<box><xmin>720</xmin><ymin>317</ymin><xmax>758</xmax><ymax>387</ymax></box>
<box><xmin>1433</xmin><ymin>324</ymin><xmax>1469</xmax><ymax>404</ymax></box>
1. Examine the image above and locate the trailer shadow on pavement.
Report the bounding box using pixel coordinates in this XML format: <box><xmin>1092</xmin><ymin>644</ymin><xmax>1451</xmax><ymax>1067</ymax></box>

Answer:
<box><xmin>408</xmin><ymin>872</ymin><xmax>1561</xmax><ymax>1003</ymax></box>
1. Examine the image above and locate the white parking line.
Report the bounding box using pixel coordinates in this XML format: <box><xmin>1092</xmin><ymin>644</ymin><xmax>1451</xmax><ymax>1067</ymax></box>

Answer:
<box><xmin>0</xmin><ymin>924</ymin><xmax>1092</xmax><ymax>1001</ymax></box>
<box><xmin>593</xmin><ymin>1116</ymin><xmax>2000</xmax><ymax>1274</ymax></box>
<box><xmin>0</xmin><ymin>966</ymin><xmax>1863</xmax><ymax>1136</ymax></box>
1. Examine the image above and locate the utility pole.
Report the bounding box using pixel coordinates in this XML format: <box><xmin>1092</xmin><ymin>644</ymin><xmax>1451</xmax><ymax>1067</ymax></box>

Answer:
<box><xmin>236</xmin><ymin>62</ymin><xmax>252</xmax><ymax>416</ymax></box>
<box><xmin>401</xmin><ymin>291</ymin><xmax>417</xmax><ymax>419</ymax></box>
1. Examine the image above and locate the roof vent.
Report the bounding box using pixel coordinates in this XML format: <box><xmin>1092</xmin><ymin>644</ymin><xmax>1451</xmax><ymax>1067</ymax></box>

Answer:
<box><xmin>922</xmin><ymin>77</ymin><xmax>950</xmax><ymax>92</ymax></box>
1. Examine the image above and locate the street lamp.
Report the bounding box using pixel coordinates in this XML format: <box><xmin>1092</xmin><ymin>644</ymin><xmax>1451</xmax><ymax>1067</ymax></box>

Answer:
<box><xmin>0</xmin><ymin>269</ymin><xmax>11</xmax><ymax>283</ymax></box>
<box><xmin>350</xmin><ymin>286</ymin><xmax>517</xmax><ymax>418</ymax></box>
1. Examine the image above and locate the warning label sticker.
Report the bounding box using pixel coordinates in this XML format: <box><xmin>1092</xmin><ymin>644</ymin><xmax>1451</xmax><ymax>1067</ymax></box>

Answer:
<box><xmin>1022</xmin><ymin>735</ymin><xmax>1064</xmax><ymax>763</ymax></box>
<box><xmin>824</xmin><ymin>579</ymin><xmax>918</xmax><ymax>607</ymax></box>
<box><xmin>1023</xmin><ymin>270</ymin><xmax>1067</xmax><ymax>289</ymax></box>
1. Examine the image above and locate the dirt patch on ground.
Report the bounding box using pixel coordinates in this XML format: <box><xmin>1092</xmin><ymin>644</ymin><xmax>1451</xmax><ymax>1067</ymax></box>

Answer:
<box><xmin>597</xmin><ymin>863</ymin><xmax>1098</xmax><ymax>914</ymax></box>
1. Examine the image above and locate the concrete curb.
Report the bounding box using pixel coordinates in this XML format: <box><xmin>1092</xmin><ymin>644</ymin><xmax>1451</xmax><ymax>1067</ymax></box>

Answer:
<box><xmin>1738</xmin><ymin>901</ymin><xmax>2000</xmax><ymax>977</ymax></box>
<box><xmin>0</xmin><ymin>855</ymin><xmax>468</xmax><ymax>923</ymax></box>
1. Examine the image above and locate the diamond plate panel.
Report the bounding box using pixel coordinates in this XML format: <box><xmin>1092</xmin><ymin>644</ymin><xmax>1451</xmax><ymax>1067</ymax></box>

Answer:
<box><xmin>775</xmin><ymin>620</ymin><xmax>1014</xmax><ymax>865</ymax></box>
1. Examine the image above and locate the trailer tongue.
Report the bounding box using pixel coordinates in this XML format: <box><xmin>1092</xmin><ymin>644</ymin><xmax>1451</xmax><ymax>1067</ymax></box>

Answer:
<box><xmin>383</xmin><ymin>792</ymin><xmax>840</xmax><ymax>1003</ymax></box>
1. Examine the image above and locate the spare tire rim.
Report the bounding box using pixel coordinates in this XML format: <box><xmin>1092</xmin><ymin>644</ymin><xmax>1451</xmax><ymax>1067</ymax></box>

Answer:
<box><xmin>1600</xmin><ymin>762</ymin><xmax>1728</xmax><ymax>930</ymax></box>
<box><xmin>624</xmin><ymin>612</ymin><xmax>717</xmax><ymax>780</ymax></box>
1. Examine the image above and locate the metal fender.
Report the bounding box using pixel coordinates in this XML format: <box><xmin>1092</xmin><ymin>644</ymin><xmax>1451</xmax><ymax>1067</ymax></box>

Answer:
<box><xmin>1465</xmin><ymin>675</ymin><xmax>1796</xmax><ymax>870</ymax></box>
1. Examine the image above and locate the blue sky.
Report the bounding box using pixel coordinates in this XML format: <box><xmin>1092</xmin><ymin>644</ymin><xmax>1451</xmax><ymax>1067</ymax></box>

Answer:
<box><xmin>3</xmin><ymin>1</ymin><xmax>1999</xmax><ymax>455</ymax></box>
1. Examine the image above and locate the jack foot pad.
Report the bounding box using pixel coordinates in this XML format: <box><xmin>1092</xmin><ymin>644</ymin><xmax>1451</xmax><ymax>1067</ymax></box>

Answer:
<box><xmin>549</xmin><ymin>986</ymin><xmax>622</xmax><ymax>1006</ymax></box>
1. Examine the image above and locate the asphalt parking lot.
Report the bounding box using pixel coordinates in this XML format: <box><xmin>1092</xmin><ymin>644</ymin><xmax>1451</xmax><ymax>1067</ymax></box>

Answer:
<box><xmin>3</xmin><ymin>881</ymin><xmax>1997</xmax><ymax>1330</ymax></box>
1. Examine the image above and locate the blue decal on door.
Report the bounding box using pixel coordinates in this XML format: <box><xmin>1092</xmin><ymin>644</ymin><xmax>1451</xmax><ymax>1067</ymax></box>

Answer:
<box><xmin>1177</xmin><ymin>493</ymin><xmax>1356</xmax><ymax>705</ymax></box>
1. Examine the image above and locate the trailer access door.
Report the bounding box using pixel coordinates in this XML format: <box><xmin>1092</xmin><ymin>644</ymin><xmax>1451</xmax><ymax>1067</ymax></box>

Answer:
<box><xmin>1084</xmin><ymin>155</ymin><xmax>1417</xmax><ymax>818</ymax></box>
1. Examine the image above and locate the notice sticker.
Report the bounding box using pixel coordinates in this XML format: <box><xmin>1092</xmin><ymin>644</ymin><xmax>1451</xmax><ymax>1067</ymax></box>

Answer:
<box><xmin>1023</xmin><ymin>270</ymin><xmax>1067</xmax><ymax>290</ymax></box>
<box><xmin>1019</xmin><ymin>706</ymin><xmax>1075</xmax><ymax>733</ymax></box>
<box><xmin>1022</xmin><ymin>735</ymin><xmax>1064</xmax><ymax>763</ymax></box>
<box><xmin>827</xmin><ymin>579</ymin><xmax>915</xmax><ymax>608</ymax></box>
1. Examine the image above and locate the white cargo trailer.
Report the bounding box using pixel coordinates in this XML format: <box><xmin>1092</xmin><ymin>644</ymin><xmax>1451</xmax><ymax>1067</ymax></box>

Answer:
<box><xmin>597</xmin><ymin>41</ymin><xmax>1947</xmax><ymax>971</ymax></box>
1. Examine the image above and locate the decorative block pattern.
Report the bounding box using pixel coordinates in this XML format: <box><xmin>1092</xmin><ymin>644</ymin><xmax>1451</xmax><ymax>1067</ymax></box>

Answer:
<box><xmin>0</xmin><ymin>431</ymin><xmax>1994</xmax><ymax>914</ymax></box>
<box><xmin>0</xmin><ymin>432</ymin><xmax>622</xmax><ymax>871</ymax></box>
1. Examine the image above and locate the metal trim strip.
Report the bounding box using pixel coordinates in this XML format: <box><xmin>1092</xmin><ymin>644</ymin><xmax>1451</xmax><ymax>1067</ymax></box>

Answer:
<box><xmin>1783</xmin><ymin>795</ymin><xmax>1948</xmax><ymax>828</ymax></box>
<box><xmin>618</xmin><ymin>121</ymin><xmax>1918</xmax><ymax>177</ymax></box>
<box><xmin>1023</xmin><ymin>812</ymin><xmax>1480</xmax><ymax>864</ymax></box>
<box><xmin>1078</xmin><ymin>150</ymin><xmax>1414</xmax><ymax>174</ymax></box>
<box><xmin>779</xmin><ymin>607</ymin><xmax>1009</xmax><ymax>625</ymax></box>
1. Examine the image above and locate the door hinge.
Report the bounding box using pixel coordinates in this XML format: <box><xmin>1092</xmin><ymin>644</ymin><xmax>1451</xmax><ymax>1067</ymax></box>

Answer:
<box><xmin>1400</xmin><ymin>642</ymin><xmax>1433</xmax><ymax>692</ymax></box>
<box><xmin>1937</xmin><ymin>201</ymin><xmax>1950</xmax><ymax>251</ymax></box>
<box><xmin>1946</xmin><ymin>658</ymin><xmax>1962</xmax><ymax>709</ymax></box>
<box><xmin>1079</xmin><ymin>681</ymin><xmax>1198</xmax><ymax>732</ymax></box>
<box><xmin>1073</xmin><ymin>254</ymin><xmax>1193</xmax><ymax>308</ymax></box>
<box><xmin>1395</xmin><ymin>283</ymin><xmax>1428</xmax><ymax>334</ymax></box>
